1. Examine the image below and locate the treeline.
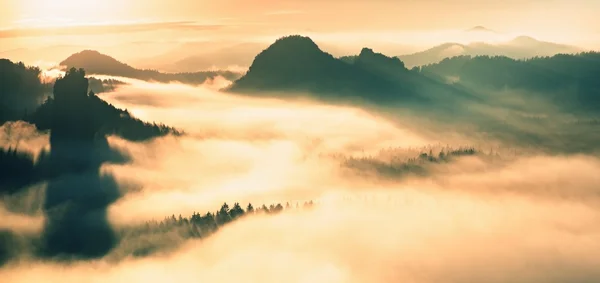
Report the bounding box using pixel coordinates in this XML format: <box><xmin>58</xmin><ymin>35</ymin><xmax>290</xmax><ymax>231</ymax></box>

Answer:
<box><xmin>0</xmin><ymin>147</ymin><xmax>45</xmax><ymax>193</ymax></box>
<box><xmin>143</xmin><ymin>201</ymin><xmax>315</xmax><ymax>234</ymax></box>
<box><xmin>0</xmin><ymin>59</ymin><xmax>46</xmax><ymax>123</ymax></box>
<box><xmin>342</xmin><ymin>146</ymin><xmax>478</xmax><ymax>179</ymax></box>
<box><xmin>116</xmin><ymin>201</ymin><xmax>315</xmax><ymax>258</ymax></box>
<box><xmin>0</xmin><ymin>200</ymin><xmax>317</xmax><ymax>263</ymax></box>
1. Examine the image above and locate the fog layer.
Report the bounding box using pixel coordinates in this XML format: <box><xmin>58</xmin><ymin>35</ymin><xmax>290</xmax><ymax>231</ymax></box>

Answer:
<box><xmin>2</xmin><ymin>78</ymin><xmax>600</xmax><ymax>283</ymax></box>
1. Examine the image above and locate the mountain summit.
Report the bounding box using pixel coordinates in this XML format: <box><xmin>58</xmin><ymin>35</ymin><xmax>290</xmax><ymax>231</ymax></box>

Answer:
<box><xmin>234</xmin><ymin>35</ymin><xmax>340</xmax><ymax>83</ymax></box>
<box><xmin>466</xmin><ymin>26</ymin><xmax>495</xmax><ymax>33</ymax></box>
<box><xmin>228</xmin><ymin>35</ymin><xmax>479</xmax><ymax>106</ymax></box>
<box><xmin>61</xmin><ymin>50</ymin><xmax>137</xmax><ymax>77</ymax></box>
<box><xmin>354</xmin><ymin>47</ymin><xmax>408</xmax><ymax>75</ymax></box>
<box><xmin>228</xmin><ymin>35</ymin><xmax>404</xmax><ymax>102</ymax></box>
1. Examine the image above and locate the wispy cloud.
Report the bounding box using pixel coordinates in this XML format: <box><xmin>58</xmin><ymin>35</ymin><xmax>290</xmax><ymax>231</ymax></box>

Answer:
<box><xmin>264</xmin><ymin>10</ymin><xmax>305</xmax><ymax>16</ymax></box>
<box><xmin>0</xmin><ymin>21</ymin><xmax>224</xmax><ymax>38</ymax></box>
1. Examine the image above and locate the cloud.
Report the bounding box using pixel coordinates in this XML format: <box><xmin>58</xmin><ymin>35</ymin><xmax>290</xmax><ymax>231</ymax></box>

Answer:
<box><xmin>2</xmin><ymin>78</ymin><xmax>600</xmax><ymax>282</ymax></box>
<box><xmin>0</xmin><ymin>21</ymin><xmax>223</xmax><ymax>39</ymax></box>
<box><xmin>0</xmin><ymin>183</ymin><xmax>46</xmax><ymax>236</ymax></box>
<box><xmin>264</xmin><ymin>10</ymin><xmax>305</xmax><ymax>16</ymax></box>
<box><xmin>91</xmin><ymin>78</ymin><xmax>429</xmax><ymax>225</ymax></box>
<box><xmin>0</xmin><ymin>205</ymin><xmax>44</xmax><ymax>235</ymax></box>
<box><xmin>2</xmin><ymin>184</ymin><xmax>600</xmax><ymax>283</ymax></box>
<box><xmin>0</xmin><ymin>121</ymin><xmax>49</xmax><ymax>158</ymax></box>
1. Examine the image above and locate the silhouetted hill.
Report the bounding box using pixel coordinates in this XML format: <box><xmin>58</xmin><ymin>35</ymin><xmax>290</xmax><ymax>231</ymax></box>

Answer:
<box><xmin>229</xmin><ymin>36</ymin><xmax>481</xmax><ymax>107</ymax></box>
<box><xmin>60</xmin><ymin>50</ymin><xmax>242</xmax><ymax>84</ymax></box>
<box><xmin>418</xmin><ymin>52</ymin><xmax>600</xmax><ymax>112</ymax></box>
<box><xmin>61</xmin><ymin>50</ymin><xmax>135</xmax><ymax>76</ymax></box>
<box><xmin>229</xmin><ymin>36</ymin><xmax>422</xmax><ymax>103</ymax></box>
<box><xmin>230</xmin><ymin>36</ymin><xmax>403</xmax><ymax>102</ymax></box>
<box><xmin>399</xmin><ymin>36</ymin><xmax>581</xmax><ymax>68</ymax></box>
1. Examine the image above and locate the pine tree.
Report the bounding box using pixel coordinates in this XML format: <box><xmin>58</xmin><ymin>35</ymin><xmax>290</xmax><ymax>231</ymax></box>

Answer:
<box><xmin>230</xmin><ymin>202</ymin><xmax>245</xmax><ymax>219</ymax></box>
<box><xmin>216</xmin><ymin>203</ymin><xmax>232</xmax><ymax>225</ymax></box>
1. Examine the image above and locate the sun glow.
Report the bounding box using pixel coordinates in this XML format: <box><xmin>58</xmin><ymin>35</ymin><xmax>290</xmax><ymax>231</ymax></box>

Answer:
<box><xmin>16</xmin><ymin>0</ymin><xmax>130</xmax><ymax>28</ymax></box>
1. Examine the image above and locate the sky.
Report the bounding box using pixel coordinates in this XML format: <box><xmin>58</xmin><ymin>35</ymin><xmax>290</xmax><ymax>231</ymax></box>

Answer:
<box><xmin>1</xmin><ymin>0</ymin><xmax>599</xmax><ymax>63</ymax></box>
<box><xmin>1</xmin><ymin>0</ymin><xmax>598</xmax><ymax>29</ymax></box>
<box><xmin>2</xmin><ymin>0</ymin><xmax>600</xmax><ymax>38</ymax></box>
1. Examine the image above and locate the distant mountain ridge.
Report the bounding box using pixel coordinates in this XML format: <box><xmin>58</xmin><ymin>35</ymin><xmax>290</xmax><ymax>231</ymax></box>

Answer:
<box><xmin>60</xmin><ymin>50</ymin><xmax>242</xmax><ymax>84</ymax></box>
<box><xmin>153</xmin><ymin>42</ymin><xmax>266</xmax><ymax>73</ymax></box>
<box><xmin>399</xmin><ymin>36</ymin><xmax>582</xmax><ymax>68</ymax></box>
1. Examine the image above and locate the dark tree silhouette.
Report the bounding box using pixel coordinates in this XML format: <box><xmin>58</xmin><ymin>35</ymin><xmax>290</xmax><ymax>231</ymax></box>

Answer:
<box><xmin>0</xmin><ymin>147</ymin><xmax>37</xmax><ymax>194</ymax></box>
<box><xmin>0</xmin><ymin>59</ymin><xmax>46</xmax><ymax>123</ymax></box>
<box><xmin>215</xmin><ymin>203</ymin><xmax>229</xmax><ymax>225</ymax></box>
<box><xmin>26</xmin><ymin>87</ymin><xmax>181</xmax><ymax>142</ymax></box>
<box><xmin>38</xmin><ymin>68</ymin><xmax>122</xmax><ymax>260</ymax></box>
<box><xmin>229</xmin><ymin>202</ymin><xmax>245</xmax><ymax>220</ymax></box>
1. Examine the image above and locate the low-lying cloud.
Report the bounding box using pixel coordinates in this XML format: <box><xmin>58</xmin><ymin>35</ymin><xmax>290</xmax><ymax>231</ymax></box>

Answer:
<box><xmin>0</xmin><ymin>121</ymin><xmax>49</xmax><ymax>158</ymax></box>
<box><xmin>2</xmin><ymin>78</ymin><xmax>600</xmax><ymax>282</ymax></box>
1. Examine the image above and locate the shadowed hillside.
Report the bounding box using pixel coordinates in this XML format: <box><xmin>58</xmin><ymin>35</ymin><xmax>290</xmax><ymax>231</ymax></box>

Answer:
<box><xmin>418</xmin><ymin>52</ymin><xmax>600</xmax><ymax>112</ymax></box>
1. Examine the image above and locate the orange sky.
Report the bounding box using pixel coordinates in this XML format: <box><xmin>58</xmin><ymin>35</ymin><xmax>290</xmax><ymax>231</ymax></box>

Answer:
<box><xmin>1</xmin><ymin>0</ymin><xmax>599</xmax><ymax>53</ymax></box>
<box><xmin>2</xmin><ymin>0</ymin><xmax>598</xmax><ymax>30</ymax></box>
